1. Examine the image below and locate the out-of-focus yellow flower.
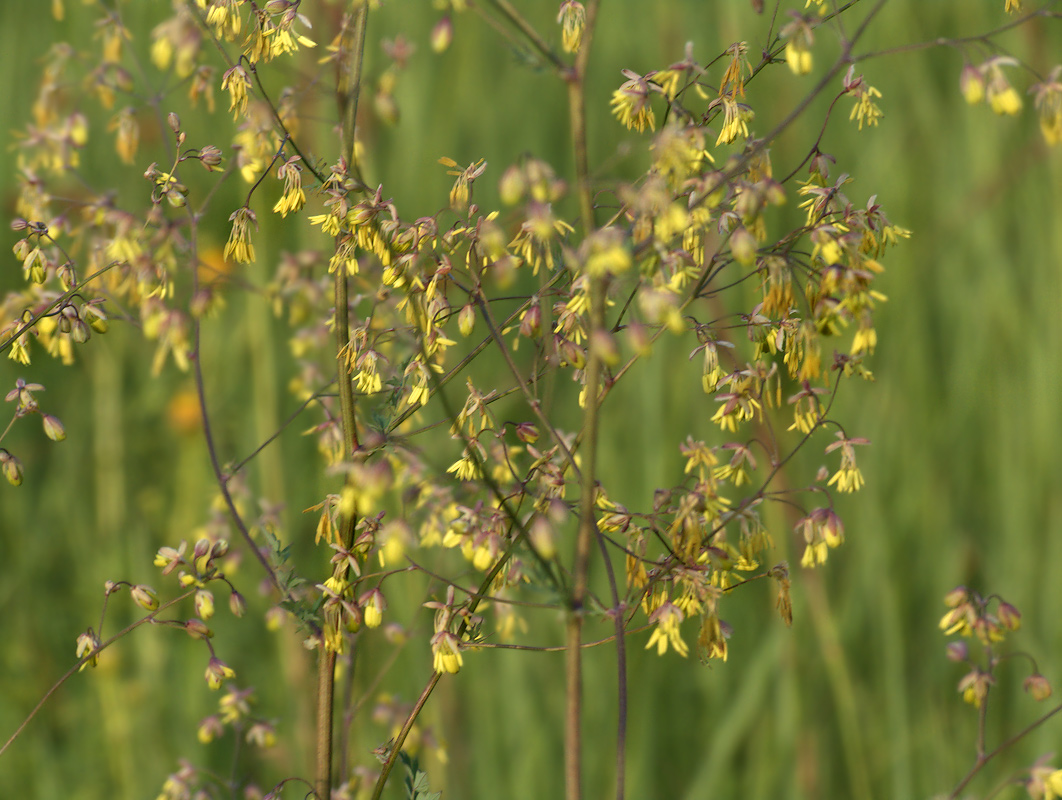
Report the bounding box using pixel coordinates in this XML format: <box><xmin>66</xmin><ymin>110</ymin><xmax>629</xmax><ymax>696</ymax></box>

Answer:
<box><xmin>611</xmin><ymin>69</ymin><xmax>657</xmax><ymax>133</ymax></box>
<box><xmin>645</xmin><ymin>602</ymin><xmax>689</xmax><ymax>657</ymax></box>
<box><xmin>557</xmin><ymin>1</ymin><xmax>585</xmax><ymax>54</ymax></box>
<box><xmin>985</xmin><ymin>58</ymin><xmax>1023</xmax><ymax>115</ymax></box>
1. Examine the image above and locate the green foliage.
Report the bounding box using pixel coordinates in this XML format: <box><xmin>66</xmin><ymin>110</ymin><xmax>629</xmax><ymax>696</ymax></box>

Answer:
<box><xmin>399</xmin><ymin>751</ymin><xmax>441</xmax><ymax>800</ymax></box>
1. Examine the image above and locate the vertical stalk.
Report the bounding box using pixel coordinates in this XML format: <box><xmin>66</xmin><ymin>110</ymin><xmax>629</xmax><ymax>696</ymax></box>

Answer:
<box><xmin>317</xmin><ymin>5</ymin><xmax>369</xmax><ymax>799</ymax></box>
<box><xmin>564</xmin><ymin>4</ymin><xmax>601</xmax><ymax>799</ymax></box>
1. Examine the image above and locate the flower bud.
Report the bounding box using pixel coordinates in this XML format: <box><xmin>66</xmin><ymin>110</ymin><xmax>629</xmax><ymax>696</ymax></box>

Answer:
<box><xmin>204</xmin><ymin>657</ymin><xmax>235</xmax><ymax>689</ymax></box>
<box><xmin>247</xmin><ymin>721</ymin><xmax>277</xmax><ymax>748</ymax></box>
<box><xmin>1025</xmin><ymin>673</ymin><xmax>1052</xmax><ymax>701</ymax></box>
<box><xmin>185</xmin><ymin>618</ymin><xmax>214</xmax><ymax>639</ymax></box>
<box><xmin>518</xmin><ymin>304</ymin><xmax>541</xmax><ymax>338</ymax></box>
<box><xmin>131</xmin><ymin>584</ymin><xmax>160</xmax><ymax>611</ymax></box>
<box><xmin>458</xmin><ymin>303</ymin><xmax>475</xmax><ymax>337</ymax></box>
<box><xmin>75</xmin><ymin>629</ymin><xmax>102</xmax><ymax>670</ymax></box>
<box><xmin>943</xmin><ymin>586</ymin><xmax>968</xmax><ymax>608</ymax></box>
<box><xmin>499</xmin><ymin>164</ymin><xmax>526</xmax><ymax>206</ymax></box>
<box><xmin>195</xmin><ymin>589</ymin><xmax>215</xmax><ymax>620</ymax></box>
<box><xmin>514</xmin><ymin>422</ymin><xmax>539</xmax><ymax>444</ymax></box>
<box><xmin>945</xmin><ymin>640</ymin><xmax>968</xmax><ymax>662</ymax></box>
<box><xmin>197</xmin><ymin>715</ymin><xmax>224</xmax><ymax>744</ymax></box>
<box><xmin>730</xmin><ymin>226</ymin><xmax>757</xmax><ymax>266</ymax></box>
<box><xmin>229</xmin><ymin>590</ymin><xmax>247</xmax><ymax>618</ymax></box>
<box><xmin>58</xmin><ymin>263</ymin><xmax>76</xmax><ymax>290</ymax></box>
<box><xmin>374</xmin><ymin>91</ymin><xmax>399</xmax><ymax>126</ymax></box>
<box><xmin>360</xmin><ymin>588</ymin><xmax>386</xmax><ymax>629</ymax></box>
<box><xmin>198</xmin><ymin>145</ymin><xmax>223</xmax><ymax>171</ymax></box>
<box><xmin>84</xmin><ymin>305</ymin><xmax>109</xmax><ymax>334</ymax></box>
<box><xmin>529</xmin><ymin>515</ymin><xmax>556</xmax><ymax>560</ymax></box>
<box><xmin>430</xmin><ymin>16</ymin><xmax>453</xmax><ymax>53</ymax></box>
<box><xmin>997</xmin><ymin>601</ymin><xmax>1021</xmax><ymax>631</ymax></box>
<box><xmin>590</xmin><ymin>328</ymin><xmax>620</xmax><ymax>366</ymax></box>
<box><xmin>557</xmin><ymin>337</ymin><xmax>586</xmax><ymax>369</ymax></box>
<box><xmin>960</xmin><ymin>65</ymin><xmax>985</xmax><ymax>105</ymax></box>
<box><xmin>70</xmin><ymin>319</ymin><xmax>90</xmax><ymax>343</ymax></box>
<box><xmin>821</xmin><ymin>509</ymin><xmax>844</xmax><ymax>548</ymax></box>
<box><xmin>154</xmin><ymin>545</ymin><xmax>184</xmax><ymax>574</ymax></box>
<box><xmin>1</xmin><ymin>450</ymin><xmax>24</xmax><ymax>486</ymax></box>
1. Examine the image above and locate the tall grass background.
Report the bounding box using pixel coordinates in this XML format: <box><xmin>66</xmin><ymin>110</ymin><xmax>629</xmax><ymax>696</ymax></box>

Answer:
<box><xmin>1</xmin><ymin>1</ymin><xmax>1060</xmax><ymax>798</ymax></box>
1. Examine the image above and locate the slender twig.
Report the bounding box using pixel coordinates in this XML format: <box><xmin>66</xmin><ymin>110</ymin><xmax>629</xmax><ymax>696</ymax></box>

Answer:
<box><xmin>948</xmin><ymin>701</ymin><xmax>1062</xmax><ymax>799</ymax></box>
<box><xmin>565</xmin><ymin>3</ymin><xmax>602</xmax><ymax>798</ymax></box>
<box><xmin>229</xmin><ymin>390</ymin><xmax>332</xmax><ymax>476</ymax></box>
<box><xmin>481</xmin><ymin>0</ymin><xmax>567</xmax><ymax>73</ymax></box>
<box><xmin>317</xmin><ymin>4</ymin><xmax>370</xmax><ymax>798</ymax></box>
<box><xmin>368</xmin><ymin>512</ymin><xmax>523</xmax><ymax>800</ymax></box>
<box><xmin>0</xmin><ymin>590</ymin><xmax>194</xmax><ymax>758</ymax></box>
<box><xmin>0</xmin><ymin>262</ymin><xmax>121</xmax><ymax>356</ymax></box>
<box><xmin>186</xmin><ymin>189</ymin><xmax>286</xmax><ymax>597</ymax></box>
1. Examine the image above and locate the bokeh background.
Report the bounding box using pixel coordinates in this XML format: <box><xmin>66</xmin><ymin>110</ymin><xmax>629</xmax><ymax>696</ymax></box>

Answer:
<box><xmin>2</xmin><ymin>1</ymin><xmax>1061</xmax><ymax>798</ymax></box>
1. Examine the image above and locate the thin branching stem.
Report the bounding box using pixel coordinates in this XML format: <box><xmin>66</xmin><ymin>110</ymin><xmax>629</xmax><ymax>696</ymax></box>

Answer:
<box><xmin>949</xmin><ymin>700</ymin><xmax>1062</xmax><ymax>799</ymax></box>
<box><xmin>317</xmin><ymin>3</ymin><xmax>370</xmax><ymax>796</ymax></box>
<box><xmin>0</xmin><ymin>590</ymin><xmax>194</xmax><ymax>758</ymax></box>
<box><xmin>565</xmin><ymin>3</ymin><xmax>602</xmax><ymax>798</ymax></box>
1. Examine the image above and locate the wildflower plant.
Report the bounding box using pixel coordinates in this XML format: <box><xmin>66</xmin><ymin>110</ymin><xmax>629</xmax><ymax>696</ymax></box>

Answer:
<box><xmin>939</xmin><ymin>587</ymin><xmax>1062</xmax><ymax>800</ymax></box>
<box><xmin>1</xmin><ymin>1</ymin><xmax>1060</xmax><ymax>798</ymax></box>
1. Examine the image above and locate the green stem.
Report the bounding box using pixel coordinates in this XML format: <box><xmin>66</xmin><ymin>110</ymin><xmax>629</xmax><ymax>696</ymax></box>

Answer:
<box><xmin>948</xmin><ymin>699</ymin><xmax>1062</xmax><ymax>799</ymax></box>
<box><xmin>482</xmin><ymin>0</ymin><xmax>566</xmax><ymax>73</ymax></box>
<box><xmin>564</xmin><ymin>4</ymin><xmax>600</xmax><ymax>799</ymax></box>
<box><xmin>0</xmin><ymin>590</ymin><xmax>194</xmax><ymax>758</ymax></box>
<box><xmin>317</xmin><ymin>5</ymin><xmax>369</xmax><ymax>798</ymax></box>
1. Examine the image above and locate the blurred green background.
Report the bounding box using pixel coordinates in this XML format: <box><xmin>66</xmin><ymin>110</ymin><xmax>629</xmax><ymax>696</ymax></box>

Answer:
<box><xmin>2</xmin><ymin>1</ymin><xmax>1061</xmax><ymax>798</ymax></box>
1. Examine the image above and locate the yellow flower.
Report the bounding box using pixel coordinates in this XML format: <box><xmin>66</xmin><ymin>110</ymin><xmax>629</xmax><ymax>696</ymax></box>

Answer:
<box><xmin>221</xmin><ymin>64</ymin><xmax>251</xmax><ymax>119</ymax></box>
<box><xmin>651</xmin><ymin>68</ymin><xmax>684</xmax><ymax>101</ymax></box>
<box><xmin>108</xmin><ymin>107</ymin><xmax>138</xmax><ymax>165</ymax></box>
<box><xmin>645</xmin><ymin>602</ymin><xmax>689</xmax><ymax>657</ymax></box>
<box><xmin>557</xmin><ymin>1</ymin><xmax>585</xmax><ymax>54</ymax></box>
<box><xmin>431</xmin><ymin>631</ymin><xmax>464</xmax><ymax>674</ymax></box>
<box><xmin>718</xmin><ymin>41</ymin><xmax>751</xmax><ymax>99</ymax></box>
<box><xmin>361</xmin><ymin>588</ymin><xmax>386</xmax><ymax>628</ymax></box>
<box><xmin>989</xmin><ymin>85</ymin><xmax>1022</xmax><ymax>116</ymax></box>
<box><xmin>204</xmin><ymin>0</ymin><xmax>242</xmax><ymax>41</ymax></box>
<box><xmin>75</xmin><ymin>629</ymin><xmax>102</xmax><ymax>670</ymax></box>
<box><xmin>269</xmin><ymin>23</ymin><xmax>316</xmax><ymax>59</ymax></box>
<box><xmin>782</xmin><ymin>16</ymin><xmax>815</xmax><ymax>76</ymax></box>
<box><xmin>714</xmin><ymin>96</ymin><xmax>755</xmax><ymax>145</ymax></box>
<box><xmin>583</xmin><ymin>227</ymin><xmax>631</xmax><ymax>276</ymax></box>
<box><xmin>698</xmin><ymin>614</ymin><xmax>729</xmax><ymax>662</ymax></box>
<box><xmin>611</xmin><ymin>69</ymin><xmax>656</xmax><ymax>133</ymax></box>
<box><xmin>786</xmin><ymin>41</ymin><xmax>813</xmax><ymax>76</ymax></box>
<box><xmin>1044</xmin><ymin>769</ymin><xmax>1062</xmax><ymax>800</ymax></box>
<box><xmin>849</xmin><ymin>83</ymin><xmax>883</xmax><ymax>129</ymax></box>
<box><xmin>223</xmin><ymin>206</ymin><xmax>257</xmax><ymax>264</ymax></box>
<box><xmin>204</xmin><ymin>657</ymin><xmax>236</xmax><ymax>690</ymax></box>
<box><xmin>985</xmin><ymin>58</ymin><xmax>1022</xmax><ymax>116</ymax></box>
<box><xmin>959</xmin><ymin>65</ymin><xmax>985</xmax><ymax>105</ymax></box>
<box><xmin>446</xmin><ymin>454</ymin><xmax>480</xmax><ymax>481</ymax></box>
<box><xmin>824</xmin><ymin>432</ymin><xmax>868</xmax><ymax>493</ymax></box>
<box><xmin>439</xmin><ymin>156</ymin><xmax>487</xmax><ymax>212</ymax></box>
<box><xmin>272</xmin><ymin>156</ymin><xmax>306</xmax><ymax>217</ymax></box>
<box><xmin>651</xmin><ymin>123</ymin><xmax>710</xmax><ymax>186</ymax></box>
<box><xmin>1033</xmin><ymin>68</ymin><xmax>1062</xmax><ymax>145</ymax></box>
